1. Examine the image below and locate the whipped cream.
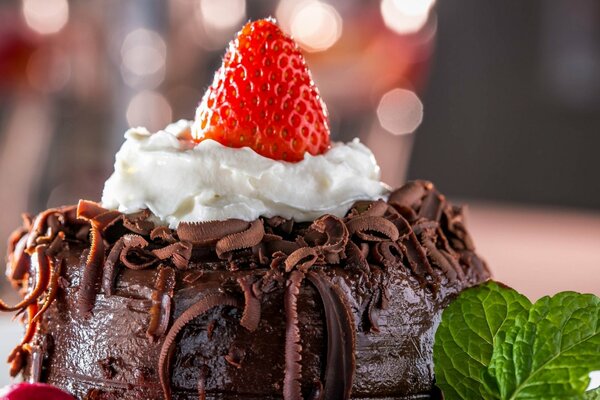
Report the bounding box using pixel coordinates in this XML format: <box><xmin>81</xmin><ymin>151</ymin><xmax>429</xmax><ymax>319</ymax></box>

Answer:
<box><xmin>102</xmin><ymin>120</ymin><xmax>388</xmax><ymax>227</ymax></box>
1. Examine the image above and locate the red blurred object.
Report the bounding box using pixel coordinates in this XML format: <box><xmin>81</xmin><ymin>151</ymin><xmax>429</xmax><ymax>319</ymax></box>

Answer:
<box><xmin>0</xmin><ymin>383</ymin><xmax>74</xmax><ymax>400</ymax></box>
<box><xmin>0</xmin><ymin>18</ymin><xmax>40</xmax><ymax>89</ymax></box>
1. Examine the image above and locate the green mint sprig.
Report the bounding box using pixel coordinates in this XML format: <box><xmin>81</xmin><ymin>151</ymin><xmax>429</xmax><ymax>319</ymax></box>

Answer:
<box><xmin>434</xmin><ymin>281</ymin><xmax>600</xmax><ymax>399</ymax></box>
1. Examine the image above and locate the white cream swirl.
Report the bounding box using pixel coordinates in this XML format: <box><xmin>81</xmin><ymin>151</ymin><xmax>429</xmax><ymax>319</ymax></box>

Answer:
<box><xmin>102</xmin><ymin>120</ymin><xmax>388</xmax><ymax>227</ymax></box>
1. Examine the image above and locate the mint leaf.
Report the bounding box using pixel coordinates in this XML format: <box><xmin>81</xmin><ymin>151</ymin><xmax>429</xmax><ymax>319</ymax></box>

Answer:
<box><xmin>434</xmin><ymin>281</ymin><xmax>600</xmax><ymax>400</ymax></box>
<box><xmin>433</xmin><ymin>281</ymin><xmax>530</xmax><ymax>399</ymax></box>
<box><xmin>585</xmin><ymin>388</ymin><xmax>600</xmax><ymax>399</ymax></box>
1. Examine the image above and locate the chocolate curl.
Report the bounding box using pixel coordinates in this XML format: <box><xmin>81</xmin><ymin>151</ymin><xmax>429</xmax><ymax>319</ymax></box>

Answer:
<box><xmin>177</xmin><ymin>219</ymin><xmax>249</xmax><ymax>245</ymax></box>
<box><xmin>306</xmin><ymin>270</ymin><xmax>356</xmax><ymax>400</ymax></box>
<box><xmin>442</xmin><ymin>205</ymin><xmax>476</xmax><ymax>251</ymax></box>
<box><xmin>122</xmin><ymin>210</ymin><xmax>153</xmax><ymax>235</ymax></box>
<box><xmin>305</xmin><ymin>215</ymin><xmax>349</xmax><ymax>257</ymax></box>
<box><xmin>119</xmin><ymin>234</ymin><xmax>156</xmax><ymax>270</ymax></box>
<box><xmin>102</xmin><ymin>238</ymin><xmax>125</xmax><ymax>297</ymax></box>
<box><xmin>77</xmin><ymin>199</ymin><xmax>122</xmax><ymax>232</ymax></box>
<box><xmin>237</xmin><ymin>275</ymin><xmax>261</xmax><ymax>332</ymax></box>
<box><xmin>26</xmin><ymin>208</ymin><xmax>64</xmax><ymax>254</ymax></box>
<box><xmin>158</xmin><ymin>292</ymin><xmax>240</xmax><ymax>400</ymax></box>
<box><xmin>216</xmin><ymin>219</ymin><xmax>265</xmax><ymax>258</ymax></box>
<box><xmin>32</xmin><ymin>257</ymin><xmax>63</xmax><ymax>323</ymax></box>
<box><xmin>6</xmin><ymin>232</ymin><xmax>30</xmax><ymax>283</ymax></box>
<box><xmin>152</xmin><ymin>241</ymin><xmax>193</xmax><ymax>270</ymax></box>
<box><xmin>346</xmin><ymin>216</ymin><xmax>400</xmax><ymax>242</ymax></box>
<box><xmin>284</xmin><ymin>247</ymin><xmax>319</xmax><ymax>273</ymax></box>
<box><xmin>76</xmin><ymin>200</ymin><xmax>109</xmax><ymax>220</ymax></box>
<box><xmin>0</xmin><ymin>245</ymin><xmax>50</xmax><ymax>312</ymax></box>
<box><xmin>360</xmin><ymin>200</ymin><xmax>389</xmax><ymax>217</ymax></box>
<box><xmin>418</xmin><ymin>190</ymin><xmax>445</xmax><ymax>222</ymax></box>
<box><xmin>77</xmin><ymin>226</ymin><xmax>105</xmax><ymax>315</ymax></box>
<box><xmin>344</xmin><ymin>241</ymin><xmax>369</xmax><ymax>273</ymax></box>
<box><xmin>147</xmin><ymin>266</ymin><xmax>176</xmax><ymax>341</ymax></box>
<box><xmin>401</xmin><ymin>231</ymin><xmax>438</xmax><ymax>290</ymax></box>
<box><xmin>7</xmin><ymin>302</ymin><xmax>38</xmax><ymax>377</ymax></box>
<box><xmin>150</xmin><ymin>226</ymin><xmax>176</xmax><ymax>243</ymax></box>
<box><xmin>421</xmin><ymin>236</ymin><xmax>462</xmax><ymax>281</ymax></box>
<box><xmin>371</xmin><ymin>241</ymin><xmax>404</xmax><ymax>270</ymax></box>
<box><xmin>387</xmin><ymin>180</ymin><xmax>432</xmax><ymax>208</ymax></box>
<box><xmin>283</xmin><ymin>270</ymin><xmax>304</xmax><ymax>400</ymax></box>
<box><xmin>366</xmin><ymin>288</ymin><xmax>382</xmax><ymax>333</ymax></box>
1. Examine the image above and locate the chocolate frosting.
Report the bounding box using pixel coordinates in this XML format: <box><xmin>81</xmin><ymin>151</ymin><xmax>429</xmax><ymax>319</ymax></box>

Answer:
<box><xmin>1</xmin><ymin>180</ymin><xmax>490</xmax><ymax>399</ymax></box>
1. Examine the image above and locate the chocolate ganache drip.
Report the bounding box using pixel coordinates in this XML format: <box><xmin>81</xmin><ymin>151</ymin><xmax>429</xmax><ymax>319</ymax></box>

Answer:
<box><xmin>2</xmin><ymin>181</ymin><xmax>489</xmax><ymax>400</ymax></box>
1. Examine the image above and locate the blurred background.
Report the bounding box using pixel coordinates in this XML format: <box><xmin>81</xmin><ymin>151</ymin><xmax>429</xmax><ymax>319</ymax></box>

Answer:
<box><xmin>0</xmin><ymin>0</ymin><xmax>599</xmax><ymax>307</ymax></box>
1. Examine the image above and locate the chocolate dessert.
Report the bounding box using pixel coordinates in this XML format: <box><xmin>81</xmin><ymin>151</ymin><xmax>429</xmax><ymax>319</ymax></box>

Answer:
<box><xmin>1</xmin><ymin>19</ymin><xmax>490</xmax><ymax>400</ymax></box>
<box><xmin>2</xmin><ymin>181</ymin><xmax>489</xmax><ymax>400</ymax></box>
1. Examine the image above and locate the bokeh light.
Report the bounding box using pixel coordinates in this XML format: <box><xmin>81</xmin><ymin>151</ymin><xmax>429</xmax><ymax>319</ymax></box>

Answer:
<box><xmin>290</xmin><ymin>1</ymin><xmax>342</xmax><ymax>52</ymax></box>
<box><xmin>198</xmin><ymin>0</ymin><xmax>246</xmax><ymax>32</ymax></box>
<box><xmin>126</xmin><ymin>91</ymin><xmax>172</xmax><ymax>131</ymax></box>
<box><xmin>377</xmin><ymin>88</ymin><xmax>423</xmax><ymax>135</ymax></box>
<box><xmin>120</xmin><ymin>29</ymin><xmax>166</xmax><ymax>89</ymax></box>
<box><xmin>22</xmin><ymin>0</ymin><xmax>69</xmax><ymax>35</ymax></box>
<box><xmin>380</xmin><ymin>0</ymin><xmax>435</xmax><ymax>35</ymax></box>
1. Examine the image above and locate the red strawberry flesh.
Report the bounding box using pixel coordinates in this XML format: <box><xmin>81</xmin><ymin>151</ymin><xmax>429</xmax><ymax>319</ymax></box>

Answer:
<box><xmin>193</xmin><ymin>18</ymin><xmax>331</xmax><ymax>162</ymax></box>
<box><xmin>0</xmin><ymin>383</ymin><xmax>75</xmax><ymax>400</ymax></box>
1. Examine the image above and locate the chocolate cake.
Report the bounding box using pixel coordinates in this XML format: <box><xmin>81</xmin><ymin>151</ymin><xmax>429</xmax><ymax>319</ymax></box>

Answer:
<box><xmin>2</xmin><ymin>180</ymin><xmax>489</xmax><ymax>400</ymax></box>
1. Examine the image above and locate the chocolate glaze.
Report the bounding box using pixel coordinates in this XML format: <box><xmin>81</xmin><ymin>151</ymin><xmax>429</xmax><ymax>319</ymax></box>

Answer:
<box><xmin>2</xmin><ymin>181</ymin><xmax>490</xmax><ymax>399</ymax></box>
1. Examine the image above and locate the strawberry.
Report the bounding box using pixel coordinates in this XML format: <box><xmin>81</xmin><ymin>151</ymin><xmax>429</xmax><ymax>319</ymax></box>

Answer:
<box><xmin>193</xmin><ymin>18</ymin><xmax>331</xmax><ymax>162</ymax></box>
<box><xmin>0</xmin><ymin>383</ymin><xmax>75</xmax><ymax>400</ymax></box>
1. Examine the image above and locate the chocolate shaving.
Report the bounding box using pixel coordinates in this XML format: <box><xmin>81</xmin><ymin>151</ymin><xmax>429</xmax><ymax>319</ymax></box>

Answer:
<box><xmin>7</xmin><ymin>303</ymin><xmax>38</xmax><ymax>377</ymax></box>
<box><xmin>283</xmin><ymin>270</ymin><xmax>304</xmax><ymax>400</ymax></box>
<box><xmin>372</xmin><ymin>241</ymin><xmax>404</xmax><ymax>270</ymax></box>
<box><xmin>284</xmin><ymin>247</ymin><xmax>319</xmax><ymax>273</ymax></box>
<box><xmin>102</xmin><ymin>238</ymin><xmax>125</xmax><ymax>297</ymax></box>
<box><xmin>119</xmin><ymin>234</ymin><xmax>156</xmax><ymax>270</ymax></box>
<box><xmin>418</xmin><ymin>190</ymin><xmax>445</xmax><ymax>222</ymax></box>
<box><xmin>306</xmin><ymin>270</ymin><xmax>356</xmax><ymax>400</ymax></box>
<box><xmin>147</xmin><ymin>266</ymin><xmax>176</xmax><ymax>341</ymax></box>
<box><xmin>366</xmin><ymin>289</ymin><xmax>382</xmax><ymax>333</ymax></box>
<box><xmin>158</xmin><ymin>292</ymin><xmax>240</xmax><ymax>400</ymax></box>
<box><xmin>401</xmin><ymin>232</ymin><xmax>438</xmax><ymax>289</ymax></box>
<box><xmin>150</xmin><ymin>226</ymin><xmax>176</xmax><ymax>243</ymax></box>
<box><xmin>224</xmin><ymin>345</ymin><xmax>246</xmax><ymax>368</ymax></box>
<box><xmin>152</xmin><ymin>242</ymin><xmax>193</xmax><ymax>270</ymax></box>
<box><xmin>0</xmin><ymin>245</ymin><xmax>50</xmax><ymax>312</ymax></box>
<box><xmin>26</xmin><ymin>208</ymin><xmax>62</xmax><ymax>254</ymax></box>
<box><xmin>388</xmin><ymin>180</ymin><xmax>431</xmax><ymax>208</ymax></box>
<box><xmin>422</xmin><ymin>236</ymin><xmax>461</xmax><ymax>281</ymax></box>
<box><xmin>77</xmin><ymin>200</ymin><xmax>109</xmax><ymax>220</ymax></box>
<box><xmin>78</xmin><ymin>226</ymin><xmax>105</xmax><ymax>315</ymax></box>
<box><xmin>46</xmin><ymin>231</ymin><xmax>65</xmax><ymax>256</ymax></box>
<box><xmin>346</xmin><ymin>216</ymin><xmax>399</xmax><ymax>242</ymax></box>
<box><xmin>237</xmin><ymin>275</ymin><xmax>261</xmax><ymax>332</ymax></box>
<box><xmin>360</xmin><ymin>200</ymin><xmax>389</xmax><ymax>217</ymax></box>
<box><xmin>32</xmin><ymin>257</ymin><xmax>63</xmax><ymax>323</ymax></box>
<box><xmin>344</xmin><ymin>241</ymin><xmax>369</xmax><ymax>273</ymax></box>
<box><xmin>216</xmin><ymin>219</ymin><xmax>265</xmax><ymax>258</ymax></box>
<box><xmin>6</xmin><ymin>233</ymin><xmax>30</xmax><ymax>282</ymax></box>
<box><xmin>197</xmin><ymin>365</ymin><xmax>209</xmax><ymax>400</ymax></box>
<box><xmin>122</xmin><ymin>210</ymin><xmax>153</xmax><ymax>235</ymax></box>
<box><xmin>177</xmin><ymin>219</ymin><xmax>249</xmax><ymax>245</ymax></box>
<box><xmin>91</xmin><ymin>210</ymin><xmax>123</xmax><ymax>232</ymax></box>
<box><xmin>305</xmin><ymin>215</ymin><xmax>349</xmax><ymax>256</ymax></box>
